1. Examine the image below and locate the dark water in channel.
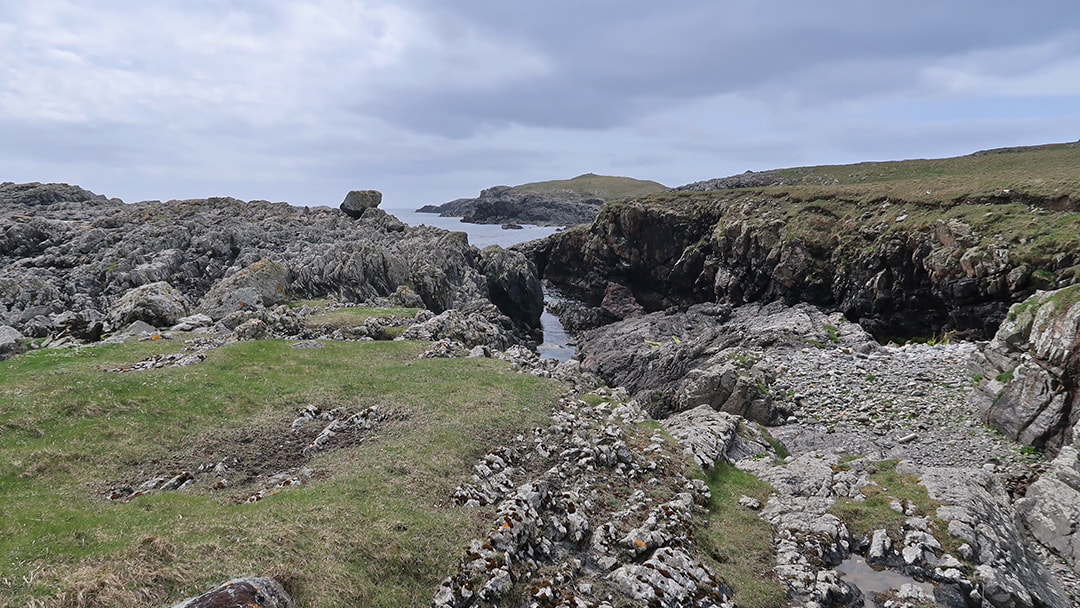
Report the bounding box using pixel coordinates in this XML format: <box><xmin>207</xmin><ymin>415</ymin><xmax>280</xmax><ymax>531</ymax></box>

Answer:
<box><xmin>388</xmin><ymin>208</ymin><xmax>575</xmax><ymax>361</ymax></box>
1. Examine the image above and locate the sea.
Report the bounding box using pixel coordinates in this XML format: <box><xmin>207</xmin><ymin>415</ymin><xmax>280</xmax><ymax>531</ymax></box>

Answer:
<box><xmin>386</xmin><ymin>207</ymin><xmax>575</xmax><ymax>361</ymax></box>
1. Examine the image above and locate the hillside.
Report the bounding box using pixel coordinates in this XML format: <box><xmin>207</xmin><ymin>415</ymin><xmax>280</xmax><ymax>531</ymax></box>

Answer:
<box><xmin>416</xmin><ymin>173</ymin><xmax>667</xmax><ymax>226</ymax></box>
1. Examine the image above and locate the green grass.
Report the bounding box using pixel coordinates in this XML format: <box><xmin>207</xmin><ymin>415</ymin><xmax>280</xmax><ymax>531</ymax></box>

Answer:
<box><xmin>0</xmin><ymin>338</ymin><xmax>563</xmax><ymax>608</ymax></box>
<box><xmin>512</xmin><ymin>173</ymin><xmax>667</xmax><ymax>201</ymax></box>
<box><xmin>762</xmin><ymin>141</ymin><xmax>1080</xmax><ymax>204</ymax></box>
<box><xmin>827</xmin><ymin>460</ymin><xmax>961</xmax><ymax>560</ymax></box>
<box><xmin>696</xmin><ymin>462</ymin><xmax>787</xmax><ymax>608</ymax></box>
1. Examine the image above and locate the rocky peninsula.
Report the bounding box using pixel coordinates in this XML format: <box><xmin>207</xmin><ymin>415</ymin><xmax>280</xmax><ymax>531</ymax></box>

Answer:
<box><xmin>417</xmin><ymin>174</ymin><xmax>667</xmax><ymax>227</ymax></box>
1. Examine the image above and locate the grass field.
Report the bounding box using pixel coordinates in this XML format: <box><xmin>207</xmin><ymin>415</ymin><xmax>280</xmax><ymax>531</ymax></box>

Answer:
<box><xmin>513</xmin><ymin>173</ymin><xmax>668</xmax><ymax>200</ymax></box>
<box><xmin>0</xmin><ymin>337</ymin><xmax>563</xmax><ymax>607</ymax></box>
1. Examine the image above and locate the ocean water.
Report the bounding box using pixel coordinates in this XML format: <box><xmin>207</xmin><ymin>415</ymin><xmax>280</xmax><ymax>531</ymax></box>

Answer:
<box><xmin>386</xmin><ymin>207</ymin><xmax>575</xmax><ymax>361</ymax></box>
<box><xmin>387</xmin><ymin>207</ymin><xmax>564</xmax><ymax>249</ymax></box>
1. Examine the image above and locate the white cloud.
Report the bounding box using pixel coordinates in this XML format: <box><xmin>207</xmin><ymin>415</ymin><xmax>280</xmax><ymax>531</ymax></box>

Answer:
<box><xmin>921</xmin><ymin>34</ymin><xmax>1080</xmax><ymax>98</ymax></box>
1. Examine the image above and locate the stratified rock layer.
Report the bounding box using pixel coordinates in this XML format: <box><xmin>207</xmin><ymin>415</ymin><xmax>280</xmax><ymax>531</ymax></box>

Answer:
<box><xmin>968</xmin><ymin>285</ymin><xmax>1080</xmax><ymax>454</ymax></box>
<box><xmin>527</xmin><ymin>192</ymin><xmax>1078</xmax><ymax>341</ymax></box>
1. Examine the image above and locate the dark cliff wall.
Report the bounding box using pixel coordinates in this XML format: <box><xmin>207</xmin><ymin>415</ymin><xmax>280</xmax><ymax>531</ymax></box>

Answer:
<box><xmin>528</xmin><ymin>191</ymin><xmax>1080</xmax><ymax>340</ymax></box>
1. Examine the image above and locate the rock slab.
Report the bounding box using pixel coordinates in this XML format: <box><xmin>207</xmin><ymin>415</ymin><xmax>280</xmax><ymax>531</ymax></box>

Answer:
<box><xmin>168</xmin><ymin>577</ymin><xmax>295</xmax><ymax>608</ymax></box>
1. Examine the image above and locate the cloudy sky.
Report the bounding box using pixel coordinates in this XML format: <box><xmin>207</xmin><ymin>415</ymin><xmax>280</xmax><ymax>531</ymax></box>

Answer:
<box><xmin>1</xmin><ymin>1</ymin><xmax>1078</xmax><ymax>210</ymax></box>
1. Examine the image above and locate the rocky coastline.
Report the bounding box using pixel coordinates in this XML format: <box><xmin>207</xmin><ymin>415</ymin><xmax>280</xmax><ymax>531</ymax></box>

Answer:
<box><xmin>0</xmin><ymin>182</ymin><xmax>543</xmax><ymax>343</ymax></box>
<box><xmin>417</xmin><ymin>174</ymin><xmax>667</xmax><ymax>227</ymax></box>
<box><xmin>3</xmin><ymin>174</ymin><xmax>1080</xmax><ymax>608</ymax></box>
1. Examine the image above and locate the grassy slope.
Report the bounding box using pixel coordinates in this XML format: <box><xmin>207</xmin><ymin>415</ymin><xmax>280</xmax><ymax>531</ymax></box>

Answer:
<box><xmin>0</xmin><ymin>338</ymin><xmax>562</xmax><ymax>608</ymax></box>
<box><xmin>636</xmin><ymin>142</ymin><xmax>1080</xmax><ymax>279</ymax></box>
<box><xmin>760</xmin><ymin>142</ymin><xmax>1080</xmax><ymax>203</ymax></box>
<box><xmin>513</xmin><ymin>173</ymin><xmax>668</xmax><ymax>200</ymax></box>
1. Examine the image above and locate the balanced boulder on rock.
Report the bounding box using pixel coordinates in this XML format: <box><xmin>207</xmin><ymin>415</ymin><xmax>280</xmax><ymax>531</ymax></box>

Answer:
<box><xmin>340</xmin><ymin>189</ymin><xmax>382</xmax><ymax>219</ymax></box>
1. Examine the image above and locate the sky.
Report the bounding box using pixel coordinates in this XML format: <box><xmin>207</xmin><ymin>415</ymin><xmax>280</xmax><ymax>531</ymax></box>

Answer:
<box><xmin>1</xmin><ymin>1</ymin><xmax>1079</xmax><ymax>210</ymax></box>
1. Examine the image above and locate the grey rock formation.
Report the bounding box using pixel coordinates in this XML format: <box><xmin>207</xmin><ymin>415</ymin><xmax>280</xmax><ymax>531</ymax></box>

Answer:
<box><xmin>108</xmin><ymin>281</ymin><xmax>191</xmax><ymax>328</ymax></box>
<box><xmin>197</xmin><ymin>259</ymin><xmax>290</xmax><ymax>320</ymax></box>
<box><xmin>420</xmin><ymin>185</ymin><xmax>604</xmax><ymax>227</ymax></box>
<box><xmin>968</xmin><ymin>286</ymin><xmax>1080</xmax><ymax>454</ymax></box>
<box><xmin>922</xmin><ymin>466</ymin><xmax>1070</xmax><ymax>608</ymax></box>
<box><xmin>168</xmin><ymin>577</ymin><xmax>295</xmax><ymax>608</ymax></box>
<box><xmin>401</xmin><ymin>303</ymin><xmax>519</xmax><ymax>350</ymax></box>
<box><xmin>0</xmin><ymin>183</ymin><xmax>544</xmax><ymax>342</ymax></box>
<box><xmin>574</xmin><ymin>300</ymin><xmax>872</xmax><ymax>420</ymax></box>
<box><xmin>662</xmin><ymin>405</ymin><xmax>774</xmax><ymax>469</ymax></box>
<box><xmin>526</xmin><ymin>192</ymin><xmax>1077</xmax><ymax>341</ymax></box>
<box><xmin>339</xmin><ymin>189</ymin><xmax>382</xmax><ymax>219</ymax></box>
<box><xmin>0</xmin><ymin>325</ymin><xmax>26</xmax><ymax>359</ymax></box>
<box><xmin>1015</xmin><ymin>443</ymin><xmax>1080</xmax><ymax>574</ymax></box>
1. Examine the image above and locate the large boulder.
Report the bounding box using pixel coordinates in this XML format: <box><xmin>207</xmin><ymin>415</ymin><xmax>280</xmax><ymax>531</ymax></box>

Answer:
<box><xmin>198</xmin><ymin>259</ymin><xmax>290</xmax><ymax>320</ymax></box>
<box><xmin>340</xmin><ymin>189</ymin><xmax>382</xmax><ymax>219</ymax></box>
<box><xmin>0</xmin><ymin>325</ymin><xmax>26</xmax><ymax>359</ymax></box>
<box><xmin>968</xmin><ymin>286</ymin><xmax>1080</xmax><ymax>455</ymax></box>
<box><xmin>108</xmin><ymin>281</ymin><xmax>191</xmax><ymax>328</ymax></box>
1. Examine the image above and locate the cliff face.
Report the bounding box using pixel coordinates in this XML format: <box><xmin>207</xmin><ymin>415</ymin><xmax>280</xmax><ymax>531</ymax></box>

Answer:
<box><xmin>528</xmin><ymin>190</ymin><xmax>1079</xmax><ymax>341</ymax></box>
<box><xmin>0</xmin><ymin>182</ymin><xmax>544</xmax><ymax>338</ymax></box>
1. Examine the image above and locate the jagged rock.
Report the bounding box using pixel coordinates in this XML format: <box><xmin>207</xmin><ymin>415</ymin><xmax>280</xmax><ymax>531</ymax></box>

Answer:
<box><xmin>608</xmin><ymin>546</ymin><xmax>732</xmax><ymax>607</ymax></box>
<box><xmin>168</xmin><ymin>577</ymin><xmax>295</xmax><ymax>608</ymax></box>
<box><xmin>0</xmin><ymin>325</ymin><xmax>26</xmax><ymax>359</ymax></box>
<box><xmin>170</xmin><ymin>313</ymin><xmax>214</xmax><ymax>332</ymax></box>
<box><xmin>922</xmin><ymin>466</ymin><xmax>1070</xmax><ymax>608</ymax></box>
<box><xmin>575</xmin><ymin>301</ymin><xmax>863</xmax><ymax>420</ymax></box>
<box><xmin>968</xmin><ymin>286</ymin><xmax>1080</xmax><ymax>454</ymax></box>
<box><xmin>198</xmin><ymin>259</ymin><xmax>290</xmax><ymax>320</ymax></box>
<box><xmin>1015</xmin><ymin>443</ymin><xmax>1080</xmax><ymax>573</ymax></box>
<box><xmin>528</xmin><ymin>190</ymin><xmax>1077</xmax><ymax>341</ymax></box>
<box><xmin>50</xmin><ymin>309</ymin><xmax>105</xmax><ymax>341</ymax></box>
<box><xmin>108</xmin><ymin>281</ymin><xmax>191</xmax><ymax>328</ymax></box>
<box><xmin>477</xmin><ymin>245</ymin><xmax>544</xmax><ymax>330</ymax></box>
<box><xmin>545</xmin><ymin>298</ymin><xmax>612</xmax><ymax>333</ymax></box>
<box><xmin>340</xmin><ymin>189</ymin><xmax>382</xmax><ymax>219</ymax></box>
<box><xmin>0</xmin><ymin>185</ymin><xmax>544</xmax><ymax>340</ymax></box>
<box><xmin>402</xmin><ymin>304</ymin><xmax>519</xmax><ymax>350</ymax></box>
<box><xmin>102</xmin><ymin>320</ymin><xmax>160</xmax><ymax>343</ymax></box>
<box><xmin>662</xmin><ymin>406</ymin><xmax>773</xmax><ymax>469</ymax></box>
<box><xmin>599</xmin><ymin>282</ymin><xmax>644</xmax><ymax>320</ymax></box>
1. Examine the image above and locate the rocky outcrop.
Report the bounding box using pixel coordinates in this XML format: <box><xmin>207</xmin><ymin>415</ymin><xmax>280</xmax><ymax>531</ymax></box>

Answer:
<box><xmin>339</xmin><ymin>189</ymin><xmax>382</xmax><ymax>219</ymax></box>
<box><xmin>108</xmin><ymin>281</ymin><xmax>191</xmax><ymax>328</ymax></box>
<box><xmin>968</xmin><ymin>286</ymin><xmax>1080</xmax><ymax>455</ymax></box>
<box><xmin>1016</xmin><ymin>442</ymin><xmax>1080</xmax><ymax>574</ymax></box>
<box><xmin>197</xmin><ymin>259</ymin><xmax>290</xmax><ymax>320</ymax></box>
<box><xmin>401</xmin><ymin>304</ymin><xmax>520</xmax><ymax>350</ymax></box>
<box><xmin>431</xmin><ymin>387</ymin><xmax>735</xmax><ymax>608</ymax></box>
<box><xmin>424</xmin><ymin>185</ymin><xmax>605</xmax><ymax>227</ymax></box>
<box><xmin>419</xmin><ymin>174</ymin><xmax>668</xmax><ymax>227</ymax></box>
<box><xmin>0</xmin><ymin>183</ymin><xmax>544</xmax><ymax>340</ymax></box>
<box><xmin>574</xmin><ymin>300</ymin><xmax>877</xmax><ymax>421</ymax></box>
<box><xmin>922</xmin><ymin>466</ymin><xmax>1070</xmax><ymax>608</ymax></box>
<box><xmin>527</xmin><ymin>191</ymin><xmax>1079</xmax><ymax>341</ymax></box>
